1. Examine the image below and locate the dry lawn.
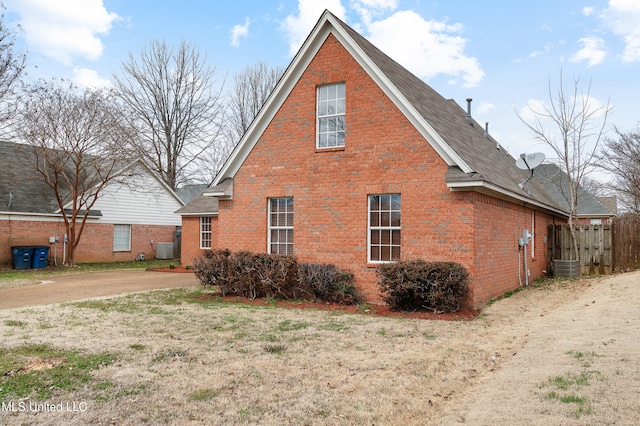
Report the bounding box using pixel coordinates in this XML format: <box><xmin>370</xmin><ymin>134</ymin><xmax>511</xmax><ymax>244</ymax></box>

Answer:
<box><xmin>0</xmin><ymin>271</ymin><xmax>639</xmax><ymax>425</ymax></box>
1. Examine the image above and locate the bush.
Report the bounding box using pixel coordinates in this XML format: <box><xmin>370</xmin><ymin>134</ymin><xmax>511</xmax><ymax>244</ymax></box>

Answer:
<box><xmin>192</xmin><ymin>250</ymin><xmax>360</xmax><ymax>304</ymax></box>
<box><xmin>377</xmin><ymin>260</ymin><xmax>469</xmax><ymax>313</ymax></box>
<box><xmin>298</xmin><ymin>262</ymin><xmax>362</xmax><ymax>304</ymax></box>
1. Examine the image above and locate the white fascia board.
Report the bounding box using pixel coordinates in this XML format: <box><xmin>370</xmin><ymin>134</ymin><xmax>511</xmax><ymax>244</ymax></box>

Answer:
<box><xmin>448</xmin><ymin>180</ymin><xmax>569</xmax><ymax>217</ymax></box>
<box><xmin>212</xmin><ymin>25</ymin><xmax>324</xmax><ymax>186</ymax></box>
<box><xmin>179</xmin><ymin>212</ymin><xmax>219</xmax><ymax>217</ymax></box>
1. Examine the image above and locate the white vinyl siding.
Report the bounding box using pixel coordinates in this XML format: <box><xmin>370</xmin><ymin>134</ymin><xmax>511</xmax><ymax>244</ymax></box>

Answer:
<box><xmin>268</xmin><ymin>198</ymin><xmax>294</xmax><ymax>255</ymax></box>
<box><xmin>317</xmin><ymin>83</ymin><xmax>345</xmax><ymax>148</ymax></box>
<box><xmin>368</xmin><ymin>194</ymin><xmax>401</xmax><ymax>262</ymax></box>
<box><xmin>113</xmin><ymin>224</ymin><xmax>131</xmax><ymax>251</ymax></box>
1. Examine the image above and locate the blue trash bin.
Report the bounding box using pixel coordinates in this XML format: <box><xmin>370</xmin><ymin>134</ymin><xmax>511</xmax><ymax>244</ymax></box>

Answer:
<box><xmin>11</xmin><ymin>246</ymin><xmax>33</xmax><ymax>270</ymax></box>
<box><xmin>32</xmin><ymin>246</ymin><xmax>49</xmax><ymax>269</ymax></box>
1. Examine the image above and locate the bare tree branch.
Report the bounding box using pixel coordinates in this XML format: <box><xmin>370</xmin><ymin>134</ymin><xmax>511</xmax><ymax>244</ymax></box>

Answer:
<box><xmin>10</xmin><ymin>80</ymin><xmax>137</xmax><ymax>265</ymax></box>
<box><xmin>114</xmin><ymin>39</ymin><xmax>225</xmax><ymax>189</ymax></box>
<box><xmin>517</xmin><ymin>70</ymin><xmax>611</xmax><ymax>260</ymax></box>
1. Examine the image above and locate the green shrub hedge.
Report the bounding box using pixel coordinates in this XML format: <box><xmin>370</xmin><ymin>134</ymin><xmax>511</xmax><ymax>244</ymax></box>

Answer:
<box><xmin>377</xmin><ymin>260</ymin><xmax>469</xmax><ymax>313</ymax></box>
<box><xmin>192</xmin><ymin>250</ymin><xmax>362</xmax><ymax>304</ymax></box>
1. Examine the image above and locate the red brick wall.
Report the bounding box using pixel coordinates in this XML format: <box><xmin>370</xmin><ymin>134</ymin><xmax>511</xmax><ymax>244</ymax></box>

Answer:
<box><xmin>470</xmin><ymin>193</ymin><xmax>563</xmax><ymax>307</ymax></box>
<box><xmin>217</xmin><ymin>34</ymin><xmax>475</xmax><ymax>302</ymax></box>
<box><xmin>210</xmin><ymin>33</ymin><xmax>565</xmax><ymax>308</ymax></box>
<box><xmin>180</xmin><ymin>215</ymin><xmax>218</xmax><ymax>267</ymax></box>
<box><xmin>1</xmin><ymin>218</ymin><xmax>177</xmax><ymax>266</ymax></box>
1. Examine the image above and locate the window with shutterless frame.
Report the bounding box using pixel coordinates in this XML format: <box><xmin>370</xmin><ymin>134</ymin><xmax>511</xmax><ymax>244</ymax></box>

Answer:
<box><xmin>268</xmin><ymin>197</ymin><xmax>294</xmax><ymax>255</ymax></box>
<box><xmin>113</xmin><ymin>224</ymin><xmax>131</xmax><ymax>252</ymax></box>
<box><xmin>368</xmin><ymin>194</ymin><xmax>401</xmax><ymax>262</ymax></box>
<box><xmin>200</xmin><ymin>216</ymin><xmax>212</xmax><ymax>249</ymax></box>
<box><xmin>316</xmin><ymin>82</ymin><xmax>345</xmax><ymax>148</ymax></box>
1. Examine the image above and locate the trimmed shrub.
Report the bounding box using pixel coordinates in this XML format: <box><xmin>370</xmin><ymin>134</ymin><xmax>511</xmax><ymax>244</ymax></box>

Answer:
<box><xmin>192</xmin><ymin>249</ymin><xmax>232</xmax><ymax>293</ymax></box>
<box><xmin>377</xmin><ymin>260</ymin><xmax>469</xmax><ymax>313</ymax></box>
<box><xmin>192</xmin><ymin>250</ymin><xmax>360</xmax><ymax>304</ymax></box>
<box><xmin>298</xmin><ymin>262</ymin><xmax>362</xmax><ymax>304</ymax></box>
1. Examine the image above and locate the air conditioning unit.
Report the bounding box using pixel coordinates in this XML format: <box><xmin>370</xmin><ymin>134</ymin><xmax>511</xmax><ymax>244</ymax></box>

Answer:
<box><xmin>155</xmin><ymin>242</ymin><xmax>174</xmax><ymax>260</ymax></box>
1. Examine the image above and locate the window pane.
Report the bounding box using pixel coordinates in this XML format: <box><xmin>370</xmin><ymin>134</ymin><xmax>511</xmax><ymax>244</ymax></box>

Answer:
<box><xmin>370</xmin><ymin>245</ymin><xmax>380</xmax><ymax>262</ymax></box>
<box><xmin>380</xmin><ymin>195</ymin><xmax>390</xmax><ymax>210</ymax></box>
<box><xmin>370</xmin><ymin>195</ymin><xmax>380</xmax><ymax>211</ymax></box>
<box><xmin>380</xmin><ymin>245</ymin><xmax>391</xmax><ymax>261</ymax></box>
<box><xmin>390</xmin><ymin>212</ymin><xmax>401</xmax><ymax>227</ymax></box>
<box><xmin>371</xmin><ymin>229</ymin><xmax>380</xmax><ymax>245</ymax></box>
<box><xmin>392</xmin><ymin>230</ymin><xmax>401</xmax><ymax>245</ymax></box>
<box><xmin>337</xmin><ymin>83</ymin><xmax>345</xmax><ymax>99</ymax></box>
<box><xmin>370</xmin><ymin>211</ymin><xmax>379</xmax><ymax>227</ymax></box>
<box><xmin>381</xmin><ymin>229</ymin><xmax>390</xmax><ymax>244</ymax></box>
<box><xmin>380</xmin><ymin>212</ymin><xmax>390</xmax><ymax>227</ymax></box>
<box><xmin>391</xmin><ymin>246</ymin><xmax>401</xmax><ymax>261</ymax></box>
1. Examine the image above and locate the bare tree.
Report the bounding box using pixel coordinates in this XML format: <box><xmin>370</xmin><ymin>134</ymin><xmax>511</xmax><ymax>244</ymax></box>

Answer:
<box><xmin>114</xmin><ymin>39</ymin><xmax>225</xmax><ymax>189</ymax></box>
<box><xmin>11</xmin><ymin>80</ymin><xmax>137</xmax><ymax>265</ymax></box>
<box><xmin>226</xmin><ymin>61</ymin><xmax>284</xmax><ymax>144</ymax></box>
<box><xmin>518</xmin><ymin>71</ymin><xmax>611</xmax><ymax>260</ymax></box>
<box><xmin>0</xmin><ymin>4</ymin><xmax>26</xmax><ymax>125</ymax></box>
<box><xmin>598</xmin><ymin>125</ymin><xmax>640</xmax><ymax>213</ymax></box>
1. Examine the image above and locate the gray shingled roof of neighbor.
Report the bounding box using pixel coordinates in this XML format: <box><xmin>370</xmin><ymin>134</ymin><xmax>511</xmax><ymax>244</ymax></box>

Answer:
<box><xmin>533</xmin><ymin>163</ymin><xmax>615</xmax><ymax>217</ymax></box>
<box><xmin>0</xmin><ymin>140</ymin><xmax>69</xmax><ymax>214</ymax></box>
<box><xmin>175</xmin><ymin>184</ymin><xmax>209</xmax><ymax>205</ymax></box>
<box><xmin>175</xmin><ymin>194</ymin><xmax>218</xmax><ymax>215</ymax></box>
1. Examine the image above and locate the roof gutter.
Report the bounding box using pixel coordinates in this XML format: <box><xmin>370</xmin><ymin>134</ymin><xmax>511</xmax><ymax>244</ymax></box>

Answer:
<box><xmin>447</xmin><ymin>180</ymin><xmax>569</xmax><ymax>217</ymax></box>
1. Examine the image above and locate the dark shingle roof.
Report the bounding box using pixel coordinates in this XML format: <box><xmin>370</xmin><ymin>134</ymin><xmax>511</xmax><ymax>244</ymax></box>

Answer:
<box><xmin>0</xmin><ymin>140</ymin><xmax>66</xmax><ymax>214</ymax></box>
<box><xmin>533</xmin><ymin>164</ymin><xmax>614</xmax><ymax>217</ymax></box>
<box><xmin>175</xmin><ymin>184</ymin><xmax>209</xmax><ymax>204</ymax></box>
<box><xmin>175</xmin><ymin>195</ymin><xmax>218</xmax><ymax>215</ymax></box>
<box><xmin>333</xmin><ymin>15</ymin><xmax>565</xmax><ymax>212</ymax></box>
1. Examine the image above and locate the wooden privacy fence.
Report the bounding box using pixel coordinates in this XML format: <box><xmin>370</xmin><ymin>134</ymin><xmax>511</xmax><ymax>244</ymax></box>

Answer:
<box><xmin>612</xmin><ymin>215</ymin><xmax>640</xmax><ymax>271</ymax></box>
<box><xmin>548</xmin><ymin>224</ymin><xmax>613</xmax><ymax>275</ymax></box>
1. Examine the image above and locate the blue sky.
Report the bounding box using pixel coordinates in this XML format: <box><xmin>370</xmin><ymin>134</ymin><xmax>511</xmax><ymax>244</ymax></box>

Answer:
<box><xmin>4</xmin><ymin>0</ymin><xmax>639</xmax><ymax>180</ymax></box>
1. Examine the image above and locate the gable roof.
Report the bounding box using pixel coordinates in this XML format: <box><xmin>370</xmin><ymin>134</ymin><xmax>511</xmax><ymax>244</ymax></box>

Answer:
<box><xmin>0</xmin><ymin>140</ymin><xmax>184</xmax><ymax>216</ymax></box>
<box><xmin>534</xmin><ymin>164</ymin><xmax>615</xmax><ymax>218</ymax></box>
<box><xmin>209</xmin><ymin>10</ymin><xmax>566</xmax><ymax>216</ymax></box>
<box><xmin>0</xmin><ymin>140</ymin><xmax>64</xmax><ymax>214</ymax></box>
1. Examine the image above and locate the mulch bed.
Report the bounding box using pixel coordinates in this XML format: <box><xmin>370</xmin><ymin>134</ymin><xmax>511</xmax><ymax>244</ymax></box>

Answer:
<box><xmin>189</xmin><ymin>291</ymin><xmax>481</xmax><ymax>321</ymax></box>
<box><xmin>148</xmin><ymin>267</ymin><xmax>480</xmax><ymax>320</ymax></box>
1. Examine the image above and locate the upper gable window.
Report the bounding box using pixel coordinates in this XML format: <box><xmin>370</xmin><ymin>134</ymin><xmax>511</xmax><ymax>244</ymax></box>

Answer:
<box><xmin>317</xmin><ymin>83</ymin><xmax>345</xmax><ymax>148</ymax></box>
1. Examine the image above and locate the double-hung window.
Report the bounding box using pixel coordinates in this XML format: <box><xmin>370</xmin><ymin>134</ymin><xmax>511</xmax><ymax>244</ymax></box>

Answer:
<box><xmin>368</xmin><ymin>194</ymin><xmax>401</xmax><ymax>262</ymax></box>
<box><xmin>200</xmin><ymin>216</ymin><xmax>212</xmax><ymax>249</ymax></box>
<box><xmin>113</xmin><ymin>224</ymin><xmax>131</xmax><ymax>252</ymax></box>
<box><xmin>268</xmin><ymin>198</ymin><xmax>294</xmax><ymax>255</ymax></box>
<box><xmin>317</xmin><ymin>83</ymin><xmax>345</xmax><ymax>148</ymax></box>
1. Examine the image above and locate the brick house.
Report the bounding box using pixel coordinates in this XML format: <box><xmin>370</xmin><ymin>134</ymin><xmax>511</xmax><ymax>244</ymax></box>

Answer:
<box><xmin>1</xmin><ymin>140</ymin><xmax>184</xmax><ymax>266</ymax></box>
<box><xmin>178</xmin><ymin>10</ymin><xmax>568</xmax><ymax>308</ymax></box>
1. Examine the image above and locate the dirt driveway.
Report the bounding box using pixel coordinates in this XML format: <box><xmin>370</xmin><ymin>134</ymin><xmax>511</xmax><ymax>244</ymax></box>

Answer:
<box><xmin>0</xmin><ymin>270</ymin><xmax>198</xmax><ymax>310</ymax></box>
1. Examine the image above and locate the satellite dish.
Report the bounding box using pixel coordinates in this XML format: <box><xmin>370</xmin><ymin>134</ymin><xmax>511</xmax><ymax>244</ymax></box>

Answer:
<box><xmin>516</xmin><ymin>152</ymin><xmax>546</xmax><ymax>171</ymax></box>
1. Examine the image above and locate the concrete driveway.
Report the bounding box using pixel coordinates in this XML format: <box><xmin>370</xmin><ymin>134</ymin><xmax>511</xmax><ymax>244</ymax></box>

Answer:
<box><xmin>0</xmin><ymin>269</ymin><xmax>199</xmax><ymax>310</ymax></box>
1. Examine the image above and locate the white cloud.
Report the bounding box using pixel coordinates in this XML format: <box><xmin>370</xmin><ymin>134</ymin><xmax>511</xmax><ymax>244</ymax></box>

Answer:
<box><xmin>231</xmin><ymin>18</ymin><xmax>251</xmax><ymax>47</ymax></box>
<box><xmin>365</xmin><ymin>10</ymin><xmax>484</xmax><ymax>87</ymax></box>
<box><xmin>600</xmin><ymin>0</ymin><xmax>640</xmax><ymax>62</ymax></box>
<box><xmin>350</xmin><ymin>0</ymin><xmax>398</xmax><ymax>26</ymax></box>
<box><xmin>5</xmin><ymin>0</ymin><xmax>120</xmax><ymax>65</ymax></box>
<box><xmin>280</xmin><ymin>1</ymin><xmax>483</xmax><ymax>87</ymax></box>
<box><xmin>281</xmin><ymin>0</ymin><xmax>346</xmax><ymax>56</ymax></box>
<box><xmin>477</xmin><ymin>102</ymin><xmax>495</xmax><ymax>115</ymax></box>
<box><xmin>570</xmin><ymin>37</ymin><xmax>607</xmax><ymax>66</ymax></box>
<box><xmin>72</xmin><ymin>68</ymin><xmax>113</xmax><ymax>89</ymax></box>
<box><xmin>582</xmin><ymin>7</ymin><xmax>595</xmax><ymax>16</ymax></box>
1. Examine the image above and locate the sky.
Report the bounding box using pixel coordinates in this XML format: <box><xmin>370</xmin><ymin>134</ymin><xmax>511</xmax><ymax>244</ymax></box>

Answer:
<box><xmin>4</xmin><ymin>0</ymin><xmax>640</xmax><ymax>182</ymax></box>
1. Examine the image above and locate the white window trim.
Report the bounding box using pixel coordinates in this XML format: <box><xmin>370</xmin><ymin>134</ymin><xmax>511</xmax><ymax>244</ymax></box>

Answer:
<box><xmin>200</xmin><ymin>216</ymin><xmax>212</xmax><ymax>249</ymax></box>
<box><xmin>531</xmin><ymin>211</ymin><xmax>535</xmax><ymax>257</ymax></box>
<box><xmin>316</xmin><ymin>82</ymin><xmax>346</xmax><ymax>149</ymax></box>
<box><xmin>268</xmin><ymin>197</ymin><xmax>294</xmax><ymax>255</ymax></box>
<box><xmin>368</xmin><ymin>194</ymin><xmax>401</xmax><ymax>263</ymax></box>
<box><xmin>113</xmin><ymin>224</ymin><xmax>131</xmax><ymax>252</ymax></box>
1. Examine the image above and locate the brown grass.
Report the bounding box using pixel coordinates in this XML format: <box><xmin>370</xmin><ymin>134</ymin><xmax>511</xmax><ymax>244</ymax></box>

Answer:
<box><xmin>1</xmin><ymin>273</ymin><xmax>638</xmax><ymax>425</ymax></box>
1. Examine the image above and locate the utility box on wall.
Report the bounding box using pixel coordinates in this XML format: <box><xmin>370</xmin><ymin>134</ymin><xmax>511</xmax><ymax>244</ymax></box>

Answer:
<box><xmin>553</xmin><ymin>259</ymin><xmax>580</xmax><ymax>278</ymax></box>
<box><xmin>155</xmin><ymin>242</ymin><xmax>174</xmax><ymax>260</ymax></box>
